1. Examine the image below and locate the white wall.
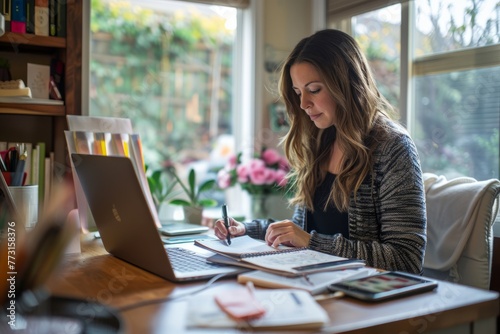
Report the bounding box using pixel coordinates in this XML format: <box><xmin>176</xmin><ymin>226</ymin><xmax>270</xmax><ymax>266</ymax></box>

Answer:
<box><xmin>242</xmin><ymin>0</ymin><xmax>323</xmax><ymax>220</ymax></box>
<box><xmin>255</xmin><ymin>0</ymin><xmax>323</xmax><ymax>152</ymax></box>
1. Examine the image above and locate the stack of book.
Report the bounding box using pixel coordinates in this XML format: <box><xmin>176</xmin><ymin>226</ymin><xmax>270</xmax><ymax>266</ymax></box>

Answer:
<box><xmin>0</xmin><ymin>76</ymin><xmax>64</xmax><ymax>105</ymax></box>
<box><xmin>0</xmin><ymin>79</ymin><xmax>32</xmax><ymax>98</ymax></box>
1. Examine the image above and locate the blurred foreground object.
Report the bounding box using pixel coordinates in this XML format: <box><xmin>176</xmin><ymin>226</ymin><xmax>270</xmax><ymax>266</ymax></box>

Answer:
<box><xmin>0</xmin><ymin>181</ymin><xmax>78</xmax><ymax>325</ymax></box>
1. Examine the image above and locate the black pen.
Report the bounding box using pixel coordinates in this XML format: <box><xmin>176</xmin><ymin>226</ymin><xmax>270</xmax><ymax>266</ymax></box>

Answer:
<box><xmin>222</xmin><ymin>204</ymin><xmax>231</xmax><ymax>245</ymax></box>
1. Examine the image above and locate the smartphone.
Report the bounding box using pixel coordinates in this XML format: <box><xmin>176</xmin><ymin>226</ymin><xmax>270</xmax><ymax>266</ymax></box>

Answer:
<box><xmin>327</xmin><ymin>271</ymin><xmax>438</xmax><ymax>302</ymax></box>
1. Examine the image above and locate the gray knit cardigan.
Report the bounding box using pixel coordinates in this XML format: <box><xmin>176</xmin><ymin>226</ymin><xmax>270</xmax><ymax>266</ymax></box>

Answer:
<box><xmin>243</xmin><ymin>124</ymin><xmax>427</xmax><ymax>274</ymax></box>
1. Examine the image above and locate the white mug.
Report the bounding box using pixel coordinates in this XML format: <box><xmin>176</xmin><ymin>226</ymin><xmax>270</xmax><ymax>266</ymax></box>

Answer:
<box><xmin>9</xmin><ymin>185</ymin><xmax>39</xmax><ymax>229</ymax></box>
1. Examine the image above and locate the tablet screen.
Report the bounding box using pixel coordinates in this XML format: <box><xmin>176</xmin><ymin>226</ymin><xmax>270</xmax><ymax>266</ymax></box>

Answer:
<box><xmin>343</xmin><ymin>272</ymin><xmax>423</xmax><ymax>292</ymax></box>
<box><xmin>328</xmin><ymin>271</ymin><xmax>438</xmax><ymax>301</ymax></box>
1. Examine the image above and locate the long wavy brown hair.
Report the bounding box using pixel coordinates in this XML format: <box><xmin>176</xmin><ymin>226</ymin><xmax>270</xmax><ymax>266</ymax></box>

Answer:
<box><xmin>279</xmin><ymin>29</ymin><xmax>398</xmax><ymax>212</ymax></box>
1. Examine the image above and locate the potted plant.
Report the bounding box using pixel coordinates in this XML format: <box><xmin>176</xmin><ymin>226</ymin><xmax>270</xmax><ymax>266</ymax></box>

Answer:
<box><xmin>167</xmin><ymin>167</ymin><xmax>217</xmax><ymax>224</ymax></box>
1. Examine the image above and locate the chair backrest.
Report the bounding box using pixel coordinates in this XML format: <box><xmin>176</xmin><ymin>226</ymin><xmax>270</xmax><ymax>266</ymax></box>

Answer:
<box><xmin>422</xmin><ymin>173</ymin><xmax>500</xmax><ymax>290</ymax></box>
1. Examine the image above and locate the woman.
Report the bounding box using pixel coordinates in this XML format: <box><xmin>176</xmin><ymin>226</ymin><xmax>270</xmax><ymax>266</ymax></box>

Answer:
<box><xmin>215</xmin><ymin>29</ymin><xmax>427</xmax><ymax>274</ymax></box>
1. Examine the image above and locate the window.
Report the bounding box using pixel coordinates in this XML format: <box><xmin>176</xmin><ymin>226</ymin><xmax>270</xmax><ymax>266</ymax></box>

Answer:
<box><xmin>414</xmin><ymin>0</ymin><xmax>499</xmax><ymax>55</ymax></box>
<box><xmin>352</xmin><ymin>4</ymin><xmax>401</xmax><ymax>109</ymax></box>
<box><xmin>89</xmin><ymin>0</ymin><xmax>237</xmax><ymax>168</ymax></box>
<box><xmin>88</xmin><ymin>0</ymin><xmax>241</xmax><ymax>216</ymax></box>
<box><xmin>328</xmin><ymin>0</ymin><xmax>500</xmax><ymax>181</ymax></box>
<box><xmin>414</xmin><ymin>67</ymin><xmax>499</xmax><ymax>179</ymax></box>
<box><xmin>412</xmin><ymin>0</ymin><xmax>500</xmax><ymax>180</ymax></box>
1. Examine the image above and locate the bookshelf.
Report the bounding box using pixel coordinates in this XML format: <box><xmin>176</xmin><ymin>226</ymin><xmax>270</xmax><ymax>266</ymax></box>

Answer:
<box><xmin>0</xmin><ymin>0</ymin><xmax>82</xmax><ymax>177</ymax></box>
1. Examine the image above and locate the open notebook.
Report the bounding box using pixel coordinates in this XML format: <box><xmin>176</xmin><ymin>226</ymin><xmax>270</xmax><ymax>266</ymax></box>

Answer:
<box><xmin>196</xmin><ymin>236</ymin><xmax>365</xmax><ymax>277</ymax></box>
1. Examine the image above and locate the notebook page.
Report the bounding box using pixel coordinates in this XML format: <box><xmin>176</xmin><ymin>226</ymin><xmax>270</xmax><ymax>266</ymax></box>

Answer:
<box><xmin>242</xmin><ymin>249</ymin><xmax>349</xmax><ymax>273</ymax></box>
<box><xmin>195</xmin><ymin>235</ymin><xmax>292</xmax><ymax>257</ymax></box>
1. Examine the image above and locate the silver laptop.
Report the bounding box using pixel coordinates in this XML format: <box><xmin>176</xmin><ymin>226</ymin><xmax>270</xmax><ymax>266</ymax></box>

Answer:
<box><xmin>71</xmin><ymin>153</ymin><xmax>245</xmax><ymax>282</ymax></box>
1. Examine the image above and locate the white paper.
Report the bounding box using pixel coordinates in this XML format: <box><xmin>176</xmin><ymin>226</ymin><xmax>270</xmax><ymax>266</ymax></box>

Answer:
<box><xmin>27</xmin><ymin>63</ymin><xmax>50</xmax><ymax>99</ymax></box>
<box><xmin>66</xmin><ymin>115</ymin><xmax>133</xmax><ymax>134</ymax></box>
<box><xmin>196</xmin><ymin>235</ymin><xmax>288</xmax><ymax>257</ymax></box>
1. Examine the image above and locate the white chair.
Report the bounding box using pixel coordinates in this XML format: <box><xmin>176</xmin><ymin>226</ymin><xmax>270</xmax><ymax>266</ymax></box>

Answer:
<box><xmin>422</xmin><ymin>173</ymin><xmax>500</xmax><ymax>290</ymax></box>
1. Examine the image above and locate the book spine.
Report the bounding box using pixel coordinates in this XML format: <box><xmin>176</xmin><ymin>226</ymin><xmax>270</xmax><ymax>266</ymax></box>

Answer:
<box><xmin>43</xmin><ymin>152</ymin><xmax>53</xmax><ymax>208</ymax></box>
<box><xmin>55</xmin><ymin>0</ymin><xmax>65</xmax><ymax>37</ymax></box>
<box><xmin>72</xmin><ymin>131</ymin><xmax>91</xmax><ymax>154</ymax></box>
<box><xmin>92</xmin><ymin>132</ymin><xmax>106</xmax><ymax>155</ymax></box>
<box><xmin>50</xmin><ymin>58</ymin><xmax>65</xmax><ymax>100</ymax></box>
<box><xmin>36</xmin><ymin>142</ymin><xmax>45</xmax><ymax>209</ymax></box>
<box><xmin>23</xmin><ymin>142</ymin><xmax>32</xmax><ymax>185</ymax></box>
<box><xmin>49</xmin><ymin>76</ymin><xmax>62</xmax><ymax>100</ymax></box>
<box><xmin>34</xmin><ymin>0</ymin><xmax>48</xmax><ymax>36</ymax></box>
<box><xmin>11</xmin><ymin>0</ymin><xmax>26</xmax><ymax>33</ymax></box>
<box><xmin>110</xmin><ymin>133</ymin><xmax>126</xmax><ymax>156</ymax></box>
<box><xmin>31</xmin><ymin>146</ymin><xmax>39</xmax><ymax>187</ymax></box>
<box><xmin>25</xmin><ymin>0</ymin><xmax>35</xmax><ymax>33</ymax></box>
<box><xmin>48</xmin><ymin>0</ymin><xmax>54</xmax><ymax>36</ymax></box>
<box><xmin>2</xmin><ymin>0</ymin><xmax>11</xmax><ymax>32</ymax></box>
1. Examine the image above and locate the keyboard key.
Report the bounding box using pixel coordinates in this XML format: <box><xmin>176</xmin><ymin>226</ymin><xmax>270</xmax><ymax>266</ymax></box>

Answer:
<box><xmin>167</xmin><ymin>247</ymin><xmax>222</xmax><ymax>273</ymax></box>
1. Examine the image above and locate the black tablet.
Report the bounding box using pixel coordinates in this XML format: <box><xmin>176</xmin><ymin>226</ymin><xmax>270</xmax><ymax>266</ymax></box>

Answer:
<box><xmin>327</xmin><ymin>271</ymin><xmax>438</xmax><ymax>302</ymax></box>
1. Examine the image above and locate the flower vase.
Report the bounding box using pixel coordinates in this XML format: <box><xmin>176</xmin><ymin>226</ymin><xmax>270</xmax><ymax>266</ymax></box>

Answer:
<box><xmin>251</xmin><ymin>195</ymin><xmax>268</xmax><ymax>220</ymax></box>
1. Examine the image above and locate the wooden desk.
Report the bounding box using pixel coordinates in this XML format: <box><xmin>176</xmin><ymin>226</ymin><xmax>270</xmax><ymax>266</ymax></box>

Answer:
<box><xmin>44</xmin><ymin>237</ymin><xmax>500</xmax><ymax>334</ymax></box>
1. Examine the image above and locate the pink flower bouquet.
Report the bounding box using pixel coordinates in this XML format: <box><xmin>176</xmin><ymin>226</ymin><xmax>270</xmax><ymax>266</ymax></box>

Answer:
<box><xmin>217</xmin><ymin>147</ymin><xmax>290</xmax><ymax>195</ymax></box>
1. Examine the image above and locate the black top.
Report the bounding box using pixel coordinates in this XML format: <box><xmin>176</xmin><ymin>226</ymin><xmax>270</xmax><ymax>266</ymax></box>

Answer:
<box><xmin>306</xmin><ymin>173</ymin><xmax>349</xmax><ymax>238</ymax></box>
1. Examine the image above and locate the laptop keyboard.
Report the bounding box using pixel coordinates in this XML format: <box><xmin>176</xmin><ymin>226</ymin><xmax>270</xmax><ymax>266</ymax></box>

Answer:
<box><xmin>167</xmin><ymin>247</ymin><xmax>223</xmax><ymax>272</ymax></box>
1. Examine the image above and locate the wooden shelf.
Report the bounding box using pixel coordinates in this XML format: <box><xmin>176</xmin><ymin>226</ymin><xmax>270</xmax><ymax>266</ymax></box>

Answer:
<box><xmin>0</xmin><ymin>33</ymin><xmax>67</xmax><ymax>117</ymax></box>
<box><xmin>0</xmin><ymin>33</ymin><xmax>66</xmax><ymax>49</ymax></box>
<box><xmin>0</xmin><ymin>0</ymin><xmax>81</xmax><ymax>184</ymax></box>
<box><xmin>0</xmin><ymin>103</ymin><xmax>65</xmax><ymax>116</ymax></box>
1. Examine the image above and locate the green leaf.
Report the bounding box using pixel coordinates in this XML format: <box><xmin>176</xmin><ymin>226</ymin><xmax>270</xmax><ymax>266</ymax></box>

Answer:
<box><xmin>188</xmin><ymin>169</ymin><xmax>196</xmax><ymax>197</ymax></box>
<box><xmin>151</xmin><ymin>170</ymin><xmax>162</xmax><ymax>183</ymax></box>
<box><xmin>198</xmin><ymin>179</ymin><xmax>216</xmax><ymax>193</ymax></box>
<box><xmin>198</xmin><ymin>199</ymin><xmax>217</xmax><ymax>207</ymax></box>
<box><xmin>147</xmin><ymin>177</ymin><xmax>156</xmax><ymax>191</ymax></box>
<box><xmin>169</xmin><ymin>199</ymin><xmax>191</xmax><ymax>206</ymax></box>
<box><xmin>165</xmin><ymin>167</ymin><xmax>218</xmax><ymax>207</ymax></box>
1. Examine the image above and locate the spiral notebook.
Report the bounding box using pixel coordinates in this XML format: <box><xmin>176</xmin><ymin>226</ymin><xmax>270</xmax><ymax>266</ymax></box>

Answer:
<box><xmin>195</xmin><ymin>236</ymin><xmax>365</xmax><ymax>277</ymax></box>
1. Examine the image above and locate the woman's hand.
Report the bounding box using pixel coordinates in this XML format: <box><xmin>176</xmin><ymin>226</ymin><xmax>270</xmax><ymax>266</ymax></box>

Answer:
<box><xmin>214</xmin><ymin>217</ymin><xmax>246</xmax><ymax>241</ymax></box>
<box><xmin>265</xmin><ymin>220</ymin><xmax>311</xmax><ymax>248</ymax></box>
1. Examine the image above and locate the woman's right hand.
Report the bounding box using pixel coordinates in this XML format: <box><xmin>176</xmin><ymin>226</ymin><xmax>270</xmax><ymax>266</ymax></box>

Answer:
<box><xmin>214</xmin><ymin>217</ymin><xmax>246</xmax><ymax>241</ymax></box>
